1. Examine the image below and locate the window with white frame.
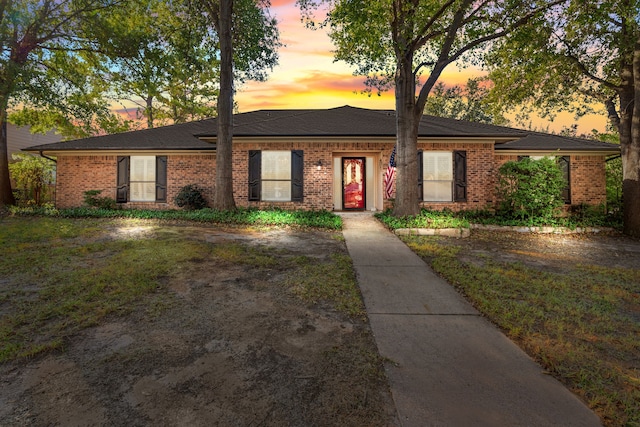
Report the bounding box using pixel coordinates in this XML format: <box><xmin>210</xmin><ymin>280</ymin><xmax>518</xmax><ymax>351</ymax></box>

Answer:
<box><xmin>423</xmin><ymin>151</ymin><xmax>453</xmax><ymax>201</ymax></box>
<box><xmin>130</xmin><ymin>156</ymin><xmax>156</xmax><ymax>201</ymax></box>
<box><xmin>261</xmin><ymin>151</ymin><xmax>292</xmax><ymax>201</ymax></box>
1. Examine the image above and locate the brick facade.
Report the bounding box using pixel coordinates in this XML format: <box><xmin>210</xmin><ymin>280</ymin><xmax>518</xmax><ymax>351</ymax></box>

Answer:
<box><xmin>56</xmin><ymin>154</ymin><xmax>215</xmax><ymax>209</ymax></box>
<box><xmin>53</xmin><ymin>142</ymin><xmax>610</xmax><ymax>212</ymax></box>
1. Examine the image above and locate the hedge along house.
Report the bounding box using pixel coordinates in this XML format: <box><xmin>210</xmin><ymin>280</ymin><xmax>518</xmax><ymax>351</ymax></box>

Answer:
<box><xmin>25</xmin><ymin>106</ymin><xmax>620</xmax><ymax>212</ymax></box>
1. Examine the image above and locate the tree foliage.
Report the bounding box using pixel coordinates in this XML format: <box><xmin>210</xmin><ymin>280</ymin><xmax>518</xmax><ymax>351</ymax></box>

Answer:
<box><xmin>486</xmin><ymin>0</ymin><xmax>640</xmax><ymax>236</ymax></box>
<box><xmin>496</xmin><ymin>157</ymin><xmax>566</xmax><ymax>221</ymax></box>
<box><xmin>108</xmin><ymin>0</ymin><xmax>221</xmax><ymax>128</ymax></box>
<box><xmin>0</xmin><ymin>0</ymin><xmax>136</xmax><ymax>206</ymax></box>
<box><xmin>424</xmin><ymin>78</ymin><xmax>509</xmax><ymax>125</ymax></box>
<box><xmin>298</xmin><ymin>0</ymin><xmax>565</xmax><ymax>216</ymax></box>
<box><xmin>9</xmin><ymin>154</ymin><xmax>55</xmax><ymax>206</ymax></box>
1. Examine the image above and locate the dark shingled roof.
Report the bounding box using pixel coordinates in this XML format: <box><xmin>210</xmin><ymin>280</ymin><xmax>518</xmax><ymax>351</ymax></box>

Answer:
<box><xmin>25</xmin><ymin>105</ymin><xmax>619</xmax><ymax>153</ymax></box>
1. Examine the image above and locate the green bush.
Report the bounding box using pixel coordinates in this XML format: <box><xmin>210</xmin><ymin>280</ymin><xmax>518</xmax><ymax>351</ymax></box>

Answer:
<box><xmin>83</xmin><ymin>190</ymin><xmax>117</xmax><ymax>210</ymax></box>
<box><xmin>8</xmin><ymin>154</ymin><xmax>55</xmax><ymax>206</ymax></box>
<box><xmin>496</xmin><ymin>157</ymin><xmax>565</xmax><ymax>221</ymax></box>
<box><xmin>174</xmin><ymin>184</ymin><xmax>208</xmax><ymax>210</ymax></box>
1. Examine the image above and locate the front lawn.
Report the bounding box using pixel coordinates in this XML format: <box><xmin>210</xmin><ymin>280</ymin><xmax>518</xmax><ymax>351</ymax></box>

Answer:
<box><xmin>402</xmin><ymin>231</ymin><xmax>639</xmax><ymax>426</ymax></box>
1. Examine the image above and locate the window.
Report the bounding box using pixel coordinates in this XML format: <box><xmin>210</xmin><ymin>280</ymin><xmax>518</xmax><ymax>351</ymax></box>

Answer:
<box><xmin>248</xmin><ymin>150</ymin><xmax>303</xmax><ymax>202</ymax></box>
<box><xmin>558</xmin><ymin>156</ymin><xmax>571</xmax><ymax>204</ymax></box>
<box><xmin>116</xmin><ymin>156</ymin><xmax>167</xmax><ymax>203</ymax></box>
<box><xmin>130</xmin><ymin>156</ymin><xmax>156</xmax><ymax>201</ymax></box>
<box><xmin>418</xmin><ymin>151</ymin><xmax>466</xmax><ymax>202</ymax></box>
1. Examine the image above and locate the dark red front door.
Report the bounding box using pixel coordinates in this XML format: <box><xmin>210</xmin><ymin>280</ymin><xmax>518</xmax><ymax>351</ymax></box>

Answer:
<box><xmin>342</xmin><ymin>157</ymin><xmax>365</xmax><ymax>210</ymax></box>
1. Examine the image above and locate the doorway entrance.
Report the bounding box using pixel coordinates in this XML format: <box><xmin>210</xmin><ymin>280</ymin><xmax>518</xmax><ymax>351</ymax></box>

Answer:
<box><xmin>342</xmin><ymin>157</ymin><xmax>366</xmax><ymax>210</ymax></box>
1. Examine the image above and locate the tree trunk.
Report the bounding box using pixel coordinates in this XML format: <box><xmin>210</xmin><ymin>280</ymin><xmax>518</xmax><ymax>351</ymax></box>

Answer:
<box><xmin>213</xmin><ymin>0</ymin><xmax>236</xmax><ymax>210</ymax></box>
<box><xmin>0</xmin><ymin>108</ymin><xmax>15</xmax><ymax>207</ymax></box>
<box><xmin>624</xmin><ymin>37</ymin><xmax>640</xmax><ymax>236</ymax></box>
<box><xmin>393</xmin><ymin>54</ymin><xmax>420</xmax><ymax>217</ymax></box>
<box><xmin>146</xmin><ymin>96</ymin><xmax>154</xmax><ymax>128</ymax></box>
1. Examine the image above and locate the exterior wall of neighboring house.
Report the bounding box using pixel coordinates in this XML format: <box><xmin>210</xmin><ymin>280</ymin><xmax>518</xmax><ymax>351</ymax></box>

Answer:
<box><xmin>55</xmin><ymin>154</ymin><xmax>216</xmax><ymax>209</ymax></box>
<box><xmin>7</xmin><ymin>124</ymin><xmax>60</xmax><ymax>158</ymax></box>
<box><xmin>52</xmin><ymin>143</ymin><xmax>610</xmax><ymax>211</ymax></box>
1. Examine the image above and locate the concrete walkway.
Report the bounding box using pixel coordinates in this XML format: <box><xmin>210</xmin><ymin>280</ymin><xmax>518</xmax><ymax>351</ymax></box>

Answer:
<box><xmin>339</xmin><ymin>212</ymin><xmax>602</xmax><ymax>427</ymax></box>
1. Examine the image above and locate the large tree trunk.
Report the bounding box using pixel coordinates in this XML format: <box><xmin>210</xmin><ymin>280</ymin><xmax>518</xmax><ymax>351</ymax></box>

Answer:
<box><xmin>624</xmin><ymin>39</ymin><xmax>640</xmax><ymax>236</ymax></box>
<box><xmin>393</xmin><ymin>54</ymin><xmax>420</xmax><ymax>217</ymax></box>
<box><xmin>0</xmin><ymin>107</ymin><xmax>15</xmax><ymax>207</ymax></box>
<box><xmin>213</xmin><ymin>0</ymin><xmax>236</xmax><ymax>210</ymax></box>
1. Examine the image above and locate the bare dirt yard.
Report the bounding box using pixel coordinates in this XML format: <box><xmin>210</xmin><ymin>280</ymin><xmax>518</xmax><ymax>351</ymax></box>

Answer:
<box><xmin>455</xmin><ymin>228</ymin><xmax>640</xmax><ymax>272</ymax></box>
<box><xmin>2</xmin><ymin>217</ymin><xmax>639</xmax><ymax>427</ymax></box>
<box><xmin>0</xmin><ymin>221</ymin><xmax>398</xmax><ymax>427</ymax></box>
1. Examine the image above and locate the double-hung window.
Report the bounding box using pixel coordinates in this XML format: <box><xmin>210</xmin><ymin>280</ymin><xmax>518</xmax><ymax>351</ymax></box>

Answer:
<box><xmin>248</xmin><ymin>150</ymin><xmax>304</xmax><ymax>202</ymax></box>
<box><xmin>130</xmin><ymin>156</ymin><xmax>157</xmax><ymax>201</ymax></box>
<box><xmin>419</xmin><ymin>151</ymin><xmax>467</xmax><ymax>202</ymax></box>
<box><xmin>116</xmin><ymin>156</ymin><xmax>167</xmax><ymax>203</ymax></box>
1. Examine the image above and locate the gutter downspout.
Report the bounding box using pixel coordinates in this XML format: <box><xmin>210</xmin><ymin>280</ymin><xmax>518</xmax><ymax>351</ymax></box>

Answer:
<box><xmin>39</xmin><ymin>151</ymin><xmax>56</xmax><ymax>164</ymax></box>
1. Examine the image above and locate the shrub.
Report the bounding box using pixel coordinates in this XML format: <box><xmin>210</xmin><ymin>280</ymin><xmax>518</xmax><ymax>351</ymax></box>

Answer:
<box><xmin>496</xmin><ymin>157</ymin><xmax>566</xmax><ymax>221</ymax></box>
<box><xmin>83</xmin><ymin>190</ymin><xmax>117</xmax><ymax>210</ymax></box>
<box><xmin>8</xmin><ymin>153</ymin><xmax>55</xmax><ymax>206</ymax></box>
<box><xmin>174</xmin><ymin>184</ymin><xmax>208</xmax><ymax>210</ymax></box>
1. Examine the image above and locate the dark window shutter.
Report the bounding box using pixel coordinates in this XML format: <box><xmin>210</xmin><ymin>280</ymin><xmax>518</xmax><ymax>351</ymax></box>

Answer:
<box><xmin>156</xmin><ymin>156</ymin><xmax>167</xmax><ymax>202</ymax></box>
<box><xmin>248</xmin><ymin>150</ymin><xmax>261</xmax><ymax>201</ymax></box>
<box><xmin>116</xmin><ymin>156</ymin><xmax>129</xmax><ymax>203</ymax></box>
<box><xmin>291</xmin><ymin>150</ymin><xmax>304</xmax><ymax>202</ymax></box>
<box><xmin>454</xmin><ymin>150</ymin><xmax>467</xmax><ymax>202</ymax></box>
<box><xmin>417</xmin><ymin>151</ymin><xmax>423</xmax><ymax>201</ymax></box>
<box><xmin>558</xmin><ymin>156</ymin><xmax>571</xmax><ymax>204</ymax></box>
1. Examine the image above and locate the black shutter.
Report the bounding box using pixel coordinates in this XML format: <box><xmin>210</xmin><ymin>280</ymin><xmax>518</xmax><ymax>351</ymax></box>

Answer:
<box><xmin>116</xmin><ymin>156</ymin><xmax>129</xmax><ymax>203</ymax></box>
<box><xmin>156</xmin><ymin>156</ymin><xmax>167</xmax><ymax>202</ymax></box>
<box><xmin>453</xmin><ymin>150</ymin><xmax>467</xmax><ymax>202</ymax></box>
<box><xmin>291</xmin><ymin>150</ymin><xmax>304</xmax><ymax>202</ymax></box>
<box><xmin>248</xmin><ymin>150</ymin><xmax>261</xmax><ymax>201</ymax></box>
<box><xmin>417</xmin><ymin>151</ymin><xmax>423</xmax><ymax>201</ymax></box>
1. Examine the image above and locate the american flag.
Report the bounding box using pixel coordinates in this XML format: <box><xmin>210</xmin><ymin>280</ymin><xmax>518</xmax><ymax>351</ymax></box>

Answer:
<box><xmin>384</xmin><ymin>145</ymin><xmax>396</xmax><ymax>199</ymax></box>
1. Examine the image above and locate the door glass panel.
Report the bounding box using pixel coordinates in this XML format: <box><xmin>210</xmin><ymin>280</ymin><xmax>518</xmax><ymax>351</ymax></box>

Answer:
<box><xmin>343</xmin><ymin>158</ymin><xmax>365</xmax><ymax>210</ymax></box>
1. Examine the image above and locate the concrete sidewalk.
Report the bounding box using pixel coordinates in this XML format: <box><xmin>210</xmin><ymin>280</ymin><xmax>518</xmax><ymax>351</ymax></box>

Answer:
<box><xmin>339</xmin><ymin>212</ymin><xmax>601</xmax><ymax>427</ymax></box>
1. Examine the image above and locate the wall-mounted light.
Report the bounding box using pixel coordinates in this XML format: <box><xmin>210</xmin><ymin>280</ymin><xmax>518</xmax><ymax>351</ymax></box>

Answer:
<box><xmin>316</xmin><ymin>159</ymin><xmax>323</xmax><ymax>170</ymax></box>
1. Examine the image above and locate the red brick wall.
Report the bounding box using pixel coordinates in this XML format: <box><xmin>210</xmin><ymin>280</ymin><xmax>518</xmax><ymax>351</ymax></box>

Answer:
<box><xmin>416</xmin><ymin>142</ymin><xmax>496</xmax><ymax>211</ymax></box>
<box><xmin>56</xmin><ymin>156</ymin><xmax>118</xmax><ymax>209</ymax></box>
<box><xmin>232</xmin><ymin>141</ymin><xmax>361</xmax><ymax>211</ymax></box>
<box><xmin>55</xmin><ymin>155</ymin><xmax>215</xmax><ymax>209</ymax></box>
<box><xmin>571</xmin><ymin>155</ymin><xmax>606</xmax><ymax>205</ymax></box>
<box><xmin>54</xmin><ymin>146</ymin><xmax>609</xmax><ymax>211</ymax></box>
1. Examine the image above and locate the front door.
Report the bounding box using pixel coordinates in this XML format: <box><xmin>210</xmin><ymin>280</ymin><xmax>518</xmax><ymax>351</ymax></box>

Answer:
<box><xmin>342</xmin><ymin>157</ymin><xmax>366</xmax><ymax>210</ymax></box>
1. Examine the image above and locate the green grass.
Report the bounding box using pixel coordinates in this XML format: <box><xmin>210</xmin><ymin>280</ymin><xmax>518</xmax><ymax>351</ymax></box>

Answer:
<box><xmin>375</xmin><ymin>208</ymin><xmax>470</xmax><ymax>229</ymax></box>
<box><xmin>0</xmin><ymin>218</ymin><xmax>213</xmax><ymax>362</ymax></box>
<box><xmin>403</xmin><ymin>235</ymin><xmax>640</xmax><ymax>426</ymax></box>
<box><xmin>284</xmin><ymin>253</ymin><xmax>365</xmax><ymax>319</ymax></box>
<box><xmin>375</xmin><ymin>207</ymin><xmax>622</xmax><ymax>230</ymax></box>
<box><xmin>8</xmin><ymin>206</ymin><xmax>343</xmax><ymax>230</ymax></box>
<box><xmin>0</xmin><ymin>216</ymin><xmax>360</xmax><ymax>363</ymax></box>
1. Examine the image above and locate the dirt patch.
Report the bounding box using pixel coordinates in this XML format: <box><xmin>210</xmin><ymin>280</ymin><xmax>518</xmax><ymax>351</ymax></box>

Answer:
<box><xmin>0</xmin><ymin>225</ymin><xmax>398</xmax><ymax>427</ymax></box>
<box><xmin>444</xmin><ymin>229</ymin><xmax>640</xmax><ymax>273</ymax></box>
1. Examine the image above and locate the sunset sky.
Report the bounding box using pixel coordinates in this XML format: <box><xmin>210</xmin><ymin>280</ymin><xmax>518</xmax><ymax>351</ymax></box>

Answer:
<box><xmin>233</xmin><ymin>0</ymin><xmax>608</xmax><ymax>135</ymax></box>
